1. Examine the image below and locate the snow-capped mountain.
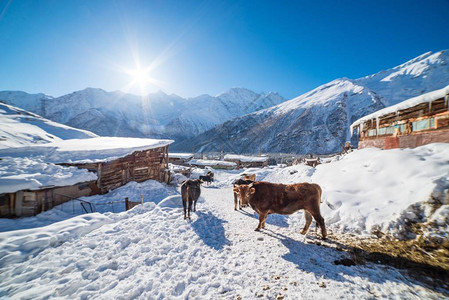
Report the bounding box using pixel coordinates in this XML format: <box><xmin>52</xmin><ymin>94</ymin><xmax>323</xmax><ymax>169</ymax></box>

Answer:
<box><xmin>173</xmin><ymin>50</ymin><xmax>449</xmax><ymax>154</ymax></box>
<box><xmin>0</xmin><ymin>103</ymin><xmax>98</xmax><ymax>149</ymax></box>
<box><xmin>0</xmin><ymin>88</ymin><xmax>285</xmax><ymax>141</ymax></box>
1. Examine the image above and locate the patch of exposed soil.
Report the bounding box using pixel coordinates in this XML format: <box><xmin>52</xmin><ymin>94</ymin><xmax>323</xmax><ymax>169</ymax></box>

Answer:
<box><xmin>310</xmin><ymin>232</ymin><xmax>449</xmax><ymax>293</ymax></box>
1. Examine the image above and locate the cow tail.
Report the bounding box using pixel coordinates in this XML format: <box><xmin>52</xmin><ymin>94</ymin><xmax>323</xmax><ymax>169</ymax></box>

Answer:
<box><xmin>186</xmin><ymin>185</ymin><xmax>190</xmax><ymax>203</ymax></box>
<box><xmin>320</xmin><ymin>187</ymin><xmax>337</xmax><ymax>210</ymax></box>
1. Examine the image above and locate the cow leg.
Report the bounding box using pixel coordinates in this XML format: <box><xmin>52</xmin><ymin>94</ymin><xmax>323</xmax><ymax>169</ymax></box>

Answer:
<box><xmin>188</xmin><ymin>200</ymin><xmax>193</xmax><ymax>219</ymax></box>
<box><xmin>234</xmin><ymin>192</ymin><xmax>238</xmax><ymax>210</ymax></box>
<box><xmin>182</xmin><ymin>199</ymin><xmax>187</xmax><ymax>219</ymax></box>
<box><xmin>311</xmin><ymin>212</ymin><xmax>327</xmax><ymax>239</ymax></box>
<box><xmin>240</xmin><ymin>199</ymin><xmax>246</xmax><ymax>209</ymax></box>
<box><xmin>255</xmin><ymin>212</ymin><xmax>268</xmax><ymax>231</ymax></box>
<box><xmin>300</xmin><ymin>211</ymin><xmax>313</xmax><ymax>235</ymax></box>
<box><xmin>193</xmin><ymin>199</ymin><xmax>197</xmax><ymax>212</ymax></box>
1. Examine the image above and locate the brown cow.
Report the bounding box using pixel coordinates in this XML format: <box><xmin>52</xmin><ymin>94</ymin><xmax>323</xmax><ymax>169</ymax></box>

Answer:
<box><xmin>233</xmin><ymin>178</ymin><xmax>254</xmax><ymax>210</ymax></box>
<box><xmin>234</xmin><ymin>181</ymin><xmax>326</xmax><ymax>238</ymax></box>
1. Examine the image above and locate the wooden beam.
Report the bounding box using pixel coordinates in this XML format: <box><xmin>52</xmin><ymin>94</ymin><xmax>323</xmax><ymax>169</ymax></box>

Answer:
<box><xmin>15</xmin><ymin>191</ymin><xmax>23</xmax><ymax>217</ymax></box>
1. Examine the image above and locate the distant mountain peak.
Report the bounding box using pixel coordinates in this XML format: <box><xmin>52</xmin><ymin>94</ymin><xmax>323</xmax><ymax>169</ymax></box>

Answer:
<box><xmin>1</xmin><ymin>86</ymin><xmax>285</xmax><ymax>141</ymax></box>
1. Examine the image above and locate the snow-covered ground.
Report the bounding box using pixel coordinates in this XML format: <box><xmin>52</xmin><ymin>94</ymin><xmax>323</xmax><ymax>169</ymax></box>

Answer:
<box><xmin>1</xmin><ymin>144</ymin><xmax>448</xmax><ymax>299</ymax></box>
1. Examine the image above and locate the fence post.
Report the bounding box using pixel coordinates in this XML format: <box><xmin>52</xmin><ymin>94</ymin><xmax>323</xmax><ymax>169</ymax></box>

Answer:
<box><xmin>125</xmin><ymin>197</ymin><xmax>129</xmax><ymax>211</ymax></box>
<box><xmin>140</xmin><ymin>194</ymin><xmax>143</xmax><ymax>205</ymax></box>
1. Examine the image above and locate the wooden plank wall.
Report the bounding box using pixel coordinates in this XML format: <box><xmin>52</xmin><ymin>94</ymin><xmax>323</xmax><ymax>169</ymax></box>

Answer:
<box><xmin>97</xmin><ymin>146</ymin><xmax>169</xmax><ymax>193</ymax></box>
<box><xmin>0</xmin><ymin>181</ymin><xmax>96</xmax><ymax>218</ymax></box>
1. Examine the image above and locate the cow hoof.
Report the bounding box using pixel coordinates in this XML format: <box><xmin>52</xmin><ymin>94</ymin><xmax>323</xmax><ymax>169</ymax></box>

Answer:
<box><xmin>300</xmin><ymin>230</ymin><xmax>306</xmax><ymax>235</ymax></box>
<box><xmin>255</xmin><ymin>228</ymin><xmax>261</xmax><ymax>231</ymax></box>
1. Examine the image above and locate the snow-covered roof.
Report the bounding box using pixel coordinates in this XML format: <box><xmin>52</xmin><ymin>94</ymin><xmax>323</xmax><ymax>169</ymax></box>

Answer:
<box><xmin>0</xmin><ymin>157</ymin><xmax>98</xmax><ymax>194</ymax></box>
<box><xmin>0</xmin><ymin>137</ymin><xmax>174</xmax><ymax>164</ymax></box>
<box><xmin>187</xmin><ymin>159</ymin><xmax>236</xmax><ymax>167</ymax></box>
<box><xmin>351</xmin><ymin>84</ymin><xmax>449</xmax><ymax>130</ymax></box>
<box><xmin>223</xmin><ymin>154</ymin><xmax>269</xmax><ymax>163</ymax></box>
<box><xmin>168</xmin><ymin>153</ymin><xmax>194</xmax><ymax>159</ymax></box>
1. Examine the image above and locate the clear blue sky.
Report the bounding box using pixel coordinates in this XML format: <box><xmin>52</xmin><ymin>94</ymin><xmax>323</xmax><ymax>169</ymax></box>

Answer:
<box><xmin>1</xmin><ymin>0</ymin><xmax>448</xmax><ymax>99</ymax></box>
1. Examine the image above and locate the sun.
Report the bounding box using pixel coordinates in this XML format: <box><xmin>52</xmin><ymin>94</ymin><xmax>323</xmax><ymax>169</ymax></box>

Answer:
<box><xmin>121</xmin><ymin>64</ymin><xmax>156</xmax><ymax>95</ymax></box>
<box><xmin>129</xmin><ymin>67</ymin><xmax>149</xmax><ymax>86</ymax></box>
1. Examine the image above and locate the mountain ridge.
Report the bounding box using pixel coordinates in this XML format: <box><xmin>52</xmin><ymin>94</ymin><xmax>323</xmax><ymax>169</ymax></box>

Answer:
<box><xmin>0</xmin><ymin>87</ymin><xmax>285</xmax><ymax>141</ymax></box>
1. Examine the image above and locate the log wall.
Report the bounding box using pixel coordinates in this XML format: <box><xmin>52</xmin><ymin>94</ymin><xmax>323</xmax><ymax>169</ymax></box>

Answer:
<box><xmin>95</xmin><ymin>145</ymin><xmax>169</xmax><ymax>193</ymax></box>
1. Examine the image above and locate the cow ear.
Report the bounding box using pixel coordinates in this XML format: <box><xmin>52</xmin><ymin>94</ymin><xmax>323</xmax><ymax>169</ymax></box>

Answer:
<box><xmin>233</xmin><ymin>186</ymin><xmax>239</xmax><ymax>192</ymax></box>
<box><xmin>249</xmin><ymin>187</ymin><xmax>256</xmax><ymax>195</ymax></box>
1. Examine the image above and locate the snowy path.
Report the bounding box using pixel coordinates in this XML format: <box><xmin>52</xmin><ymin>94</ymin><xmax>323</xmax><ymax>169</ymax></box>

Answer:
<box><xmin>0</xmin><ymin>182</ymin><xmax>446</xmax><ymax>299</ymax></box>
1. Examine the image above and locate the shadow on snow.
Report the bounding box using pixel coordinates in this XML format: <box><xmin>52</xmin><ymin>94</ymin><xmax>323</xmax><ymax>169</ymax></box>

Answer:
<box><xmin>191</xmin><ymin>211</ymin><xmax>230</xmax><ymax>251</ymax></box>
<box><xmin>236</xmin><ymin>209</ymin><xmax>289</xmax><ymax>228</ymax></box>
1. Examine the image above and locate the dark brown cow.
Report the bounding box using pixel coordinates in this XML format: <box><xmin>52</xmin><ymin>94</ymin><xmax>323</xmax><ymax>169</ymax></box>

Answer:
<box><xmin>181</xmin><ymin>179</ymin><xmax>201</xmax><ymax>219</ymax></box>
<box><xmin>234</xmin><ymin>181</ymin><xmax>326</xmax><ymax>238</ymax></box>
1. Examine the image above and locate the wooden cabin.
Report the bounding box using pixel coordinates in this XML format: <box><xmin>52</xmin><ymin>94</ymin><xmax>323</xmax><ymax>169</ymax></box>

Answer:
<box><xmin>0</xmin><ymin>137</ymin><xmax>173</xmax><ymax>218</ymax></box>
<box><xmin>351</xmin><ymin>85</ymin><xmax>449</xmax><ymax>150</ymax></box>
<box><xmin>223</xmin><ymin>154</ymin><xmax>269</xmax><ymax>168</ymax></box>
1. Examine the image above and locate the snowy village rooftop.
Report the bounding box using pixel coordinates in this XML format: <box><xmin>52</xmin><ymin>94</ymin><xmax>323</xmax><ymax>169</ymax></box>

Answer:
<box><xmin>0</xmin><ymin>137</ymin><xmax>174</xmax><ymax>164</ymax></box>
<box><xmin>350</xmin><ymin>84</ymin><xmax>449</xmax><ymax>131</ymax></box>
<box><xmin>187</xmin><ymin>159</ymin><xmax>237</xmax><ymax>167</ymax></box>
<box><xmin>224</xmin><ymin>154</ymin><xmax>269</xmax><ymax>162</ymax></box>
<box><xmin>168</xmin><ymin>153</ymin><xmax>194</xmax><ymax>159</ymax></box>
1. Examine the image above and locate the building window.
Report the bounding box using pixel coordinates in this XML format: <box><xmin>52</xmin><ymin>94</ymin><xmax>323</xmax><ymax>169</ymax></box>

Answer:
<box><xmin>378</xmin><ymin>127</ymin><xmax>394</xmax><ymax>135</ymax></box>
<box><xmin>384</xmin><ymin>126</ymin><xmax>395</xmax><ymax>135</ymax></box>
<box><xmin>368</xmin><ymin>129</ymin><xmax>377</xmax><ymax>137</ymax></box>
<box><xmin>412</xmin><ymin>119</ymin><xmax>431</xmax><ymax>131</ymax></box>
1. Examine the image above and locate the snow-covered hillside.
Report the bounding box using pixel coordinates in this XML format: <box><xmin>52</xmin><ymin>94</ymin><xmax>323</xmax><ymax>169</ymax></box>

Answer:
<box><xmin>0</xmin><ymin>91</ymin><xmax>52</xmax><ymax>113</ymax></box>
<box><xmin>0</xmin><ymin>103</ymin><xmax>98</xmax><ymax>149</ymax></box>
<box><xmin>174</xmin><ymin>50</ymin><xmax>449</xmax><ymax>154</ymax></box>
<box><xmin>0</xmin><ymin>87</ymin><xmax>285</xmax><ymax>140</ymax></box>
<box><xmin>1</xmin><ymin>144</ymin><xmax>448</xmax><ymax>298</ymax></box>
